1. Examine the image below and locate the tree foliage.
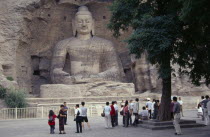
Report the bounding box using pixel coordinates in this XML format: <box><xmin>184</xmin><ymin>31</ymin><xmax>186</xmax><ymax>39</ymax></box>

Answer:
<box><xmin>0</xmin><ymin>86</ymin><xmax>7</xmax><ymax>99</ymax></box>
<box><xmin>108</xmin><ymin>0</ymin><xmax>210</xmax><ymax>120</ymax></box>
<box><xmin>5</xmin><ymin>89</ymin><xmax>27</xmax><ymax>108</ymax></box>
<box><xmin>108</xmin><ymin>0</ymin><xmax>210</xmax><ymax>86</ymax></box>
<box><xmin>178</xmin><ymin>0</ymin><xmax>210</xmax><ymax>85</ymax></box>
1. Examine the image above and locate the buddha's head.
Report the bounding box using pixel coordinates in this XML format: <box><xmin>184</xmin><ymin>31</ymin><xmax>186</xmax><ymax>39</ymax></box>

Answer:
<box><xmin>73</xmin><ymin>6</ymin><xmax>95</xmax><ymax>37</ymax></box>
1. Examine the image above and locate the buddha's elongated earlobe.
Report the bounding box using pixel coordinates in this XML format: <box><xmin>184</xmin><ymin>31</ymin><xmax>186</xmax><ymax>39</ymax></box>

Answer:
<box><xmin>72</xmin><ymin>19</ymin><xmax>77</xmax><ymax>36</ymax></box>
<box><xmin>91</xmin><ymin>19</ymin><xmax>95</xmax><ymax>36</ymax></box>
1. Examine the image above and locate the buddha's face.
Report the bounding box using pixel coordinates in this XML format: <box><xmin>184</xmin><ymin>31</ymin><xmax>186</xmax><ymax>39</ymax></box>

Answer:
<box><xmin>75</xmin><ymin>14</ymin><xmax>93</xmax><ymax>35</ymax></box>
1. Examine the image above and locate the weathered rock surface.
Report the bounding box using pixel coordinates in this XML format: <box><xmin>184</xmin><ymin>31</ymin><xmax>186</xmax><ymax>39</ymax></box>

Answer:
<box><xmin>40</xmin><ymin>81</ymin><xmax>135</xmax><ymax>98</ymax></box>
<box><xmin>0</xmin><ymin>0</ymin><xmax>209</xmax><ymax>97</ymax></box>
<box><xmin>0</xmin><ymin>63</ymin><xmax>18</xmax><ymax>89</ymax></box>
<box><xmin>0</xmin><ymin>0</ymin><xmax>132</xmax><ymax>95</ymax></box>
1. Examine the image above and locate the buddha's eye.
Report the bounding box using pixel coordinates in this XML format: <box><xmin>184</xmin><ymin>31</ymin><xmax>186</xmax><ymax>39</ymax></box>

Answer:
<box><xmin>78</xmin><ymin>20</ymin><xmax>82</xmax><ymax>23</ymax></box>
<box><xmin>86</xmin><ymin>20</ymin><xmax>90</xmax><ymax>23</ymax></box>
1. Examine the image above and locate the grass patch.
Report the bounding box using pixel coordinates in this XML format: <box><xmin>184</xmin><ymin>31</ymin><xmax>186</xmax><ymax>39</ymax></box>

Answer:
<box><xmin>6</xmin><ymin>77</ymin><xmax>14</xmax><ymax>81</ymax></box>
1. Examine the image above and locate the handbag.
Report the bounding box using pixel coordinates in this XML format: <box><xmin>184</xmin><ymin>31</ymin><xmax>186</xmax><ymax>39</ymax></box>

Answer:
<box><xmin>101</xmin><ymin>108</ymin><xmax>105</xmax><ymax>117</ymax></box>
<box><xmin>101</xmin><ymin>112</ymin><xmax>105</xmax><ymax>117</ymax></box>
<box><xmin>120</xmin><ymin>110</ymin><xmax>124</xmax><ymax>115</ymax></box>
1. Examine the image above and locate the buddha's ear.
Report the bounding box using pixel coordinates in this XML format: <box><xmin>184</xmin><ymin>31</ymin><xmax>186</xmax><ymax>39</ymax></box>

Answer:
<box><xmin>72</xmin><ymin>18</ymin><xmax>76</xmax><ymax>36</ymax></box>
<box><xmin>91</xmin><ymin>19</ymin><xmax>95</xmax><ymax>36</ymax></box>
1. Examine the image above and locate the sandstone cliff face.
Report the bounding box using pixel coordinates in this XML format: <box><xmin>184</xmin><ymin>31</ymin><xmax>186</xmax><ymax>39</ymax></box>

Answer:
<box><xmin>0</xmin><ymin>0</ymin><xmax>209</xmax><ymax>96</ymax></box>
<box><xmin>0</xmin><ymin>0</ymin><xmax>132</xmax><ymax>95</ymax></box>
<box><xmin>132</xmin><ymin>56</ymin><xmax>210</xmax><ymax>95</ymax></box>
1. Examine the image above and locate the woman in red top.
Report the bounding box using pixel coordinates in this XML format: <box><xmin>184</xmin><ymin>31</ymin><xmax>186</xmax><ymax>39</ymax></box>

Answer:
<box><xmin>48</xmin><ymin>110</ymin><xmax>57</xmax><ymax>134</ymax></box>
<box><xmin>110</xmin><ymin>101</ymin><xmax>116</xmax><ymax>127</ymax></box>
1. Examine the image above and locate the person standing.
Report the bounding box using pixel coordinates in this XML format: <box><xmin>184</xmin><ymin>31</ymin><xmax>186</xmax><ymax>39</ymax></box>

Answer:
<box><xmin>81</xmin><ymin>102</ymin><xmax>91</xmax><ymax>130</ymax></box>
<box><xmin>120</xmin><ymin>105</ymin><xmax>125</xmax><ymax>125</ymax></box>
<box><xmin>58</xmin><ymin>105</ymin><xmax>66</xmax><ymax>134</ymax></box>
<box><xmin>63</xmin><ymin>102</ymin><xmax>68</xmax><ymax>125</ymax></box>
<box><xmin>123</xmin><ymin>100</ymin><xmax>129</xmax><ymax>127</ymax></box>
<box><xmin>173</xmin><ymin>96</ymin><xmax>182</xmax><ymax>135</ymax></box>
<box><xmin>48</xmin><ymin>110</ymin><xmax>57</xmax><ymax>134</ymax></box>
<box><xmin>200</xmin><ymin>96</ymin><xmax>205</xmax><ymax>121</ymax></box>
<box><xmin>201</xmin><ymin>95</ymin><xmax>210</xmax><ymax>125</ymax></box>
<box><xmin>132</xmin><ymin>98</ymin><xmax>139</xmax><ymax>126</ymax></box>
<box><xmin>153</xmin><ymin>100</ymin><xmax>159</xmax><ymax>119</ymax></box>
<box><xmin>152</xmin><ymin>99</ymin><xmax>155</xmax><ymax>118</ymax></box>
<box><xmin>128</xmin><ymin>100</ymin><xmax>134</xmax><ymax>125</ymax></box>
<box><xmin>178</xmin><ymin>97</ymin><xmax>184</xmax><ymax>117</ymax></box>
<box><xmin>75</xmin><ymin>104</ymin><xmax>82</xmax><ymax>133</ymax></box>
<box><xmin>146</xmin><ymin>98</ymin><xmax>152</xmax><ymax>119</ymax></box>
<box><xmin>110</xmin><ymin>101</ymin><xmax>116</xmax><ymax>127</ymax></box>
<box><xmin>104</xmin><ymin>102</ymin><xmax>112</xmax><ymax>128</ymax></box>
<box><xmin>114</xmin><ymin>101</ymin><xmax>119</xmax><ymax>126</ymax></box>
<box><xmin>207</xmin><ymin>99</ymin><xmax>210</xmax><ymax>124</ymax></box>
<box><xmin>197</xmin><ymin>104</ymin><xmax>203</xmax><ymax>118</ymax></box>
<box><xmin>170</xmin><ymin>100</ymin><xmax>174</xmax><ymax>120</ymax></box>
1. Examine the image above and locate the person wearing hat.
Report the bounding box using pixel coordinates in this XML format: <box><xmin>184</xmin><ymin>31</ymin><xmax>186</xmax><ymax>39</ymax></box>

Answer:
<box><xmin>146</xmin><ymin>98</ymin><xmax>153</xmax><ymax>119</ymax></box>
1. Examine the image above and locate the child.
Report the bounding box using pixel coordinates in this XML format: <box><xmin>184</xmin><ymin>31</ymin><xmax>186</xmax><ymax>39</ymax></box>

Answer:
<box><xmin>48</xmin><ymin>110</ymin><xmax>57</xmax><ymax>134</ymax></box>
<box><xmin>197</xmin><ymin>104</ymin><xmax>203</xmax><ymax>118</ymax></box>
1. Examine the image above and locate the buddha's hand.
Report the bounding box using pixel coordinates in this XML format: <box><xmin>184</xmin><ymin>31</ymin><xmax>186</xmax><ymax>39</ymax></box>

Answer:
<box><xmin>89</xmin><ymin>74</ymin><xmax>100</xmax><ymax>78</ymax></box>
<box><xmin>89</xmin><ymin>74</ymin><xmax>104</xmax><ymax>81</ymax></box>
<box><xmin>53</xmin><ymin>69</ymin><xmax>75</xmax><ymax>84</ymax></box>
<box><xmin>63</xmin><ymin>76</ymin><xmax>76</xmax><ymax>85</ymax></box>
<box><xmin>53</xmin><ymin>68</ymin><xmax>70</xmax><ymax>77</ymax></box>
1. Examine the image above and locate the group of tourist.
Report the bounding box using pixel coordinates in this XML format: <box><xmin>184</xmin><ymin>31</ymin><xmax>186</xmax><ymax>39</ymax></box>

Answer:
<box><xmin>102</xmin><ymin>97</ymin><xmax>183</xmax><ymax>135</ymax></box>
<box><xmin>46</xmin><ymin>96</ymin><xmax>196</xmax><ymax>135</ymax></box>
<box><xmin>199</xmin><ymin>95</ymin><xmax>210</xmax><ymax>126</ymax></box>
<box><xmin>48</xmin><ymin>102</ymin><xmax>91</xmax><ymax>134</ymax></box>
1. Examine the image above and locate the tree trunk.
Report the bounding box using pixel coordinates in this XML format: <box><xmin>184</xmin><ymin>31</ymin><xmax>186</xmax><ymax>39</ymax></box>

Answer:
<box><xmin>158</xmin><ymin>75</ymin><xmax>172</xmax><ymax>121</ymax></box>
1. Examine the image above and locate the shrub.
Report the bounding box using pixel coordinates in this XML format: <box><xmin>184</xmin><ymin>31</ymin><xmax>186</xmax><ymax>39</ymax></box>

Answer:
<box><xmin>6</xmin><ymin>77</ymin><xmax>14</xmax><ymax>81</ymax></box>
<box><xmin>5</xmin><ymin>89</ymin><xmax>27</xmax><ymax>108</ymax></box>
<box><xmin>0</xmin><ymin>86</ymin><xmax>7</xmax><ymax>99</ymax></box>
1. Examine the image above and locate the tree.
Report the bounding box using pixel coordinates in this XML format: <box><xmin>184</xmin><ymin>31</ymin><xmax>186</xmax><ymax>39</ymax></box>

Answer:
<box><xmin>108</xmin><ymin>0</ymin><xmax>210</xmax><ymax>121</ymax></box>
<box><xmin>178</xmin><ymin>0</ymin><xmax>210</xmax><ymax>86</ymax></box>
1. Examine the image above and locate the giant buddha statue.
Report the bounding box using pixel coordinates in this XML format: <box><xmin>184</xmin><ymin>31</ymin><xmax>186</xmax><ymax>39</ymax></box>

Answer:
<box><xmin>41</xmin><ymin>6</ymin><xmax>134</xmax><ymax>98</ymax></box>
<box><xmin>51</xmin><ymin>6</ymin><xmax>124</xmax><ymax>84</ymax></box>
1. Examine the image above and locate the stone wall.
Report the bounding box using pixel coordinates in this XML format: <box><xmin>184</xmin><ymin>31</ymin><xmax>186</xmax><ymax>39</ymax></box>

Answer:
<box><xmin>0</xmin><ymin>0</ymin><xmax>209</xmax><ymax>96</ymax></box>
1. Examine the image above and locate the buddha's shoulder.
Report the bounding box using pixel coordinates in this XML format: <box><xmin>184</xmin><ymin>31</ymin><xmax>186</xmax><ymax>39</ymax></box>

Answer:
<box><xmin>56</xmin><ymin>37</ymin><xmax>76</xmax><ymax>46</ymax></box>
<box><xmin>92</xmin><ymin>36</ymin><xmax>114</xmax><ymax>46</ymax></box>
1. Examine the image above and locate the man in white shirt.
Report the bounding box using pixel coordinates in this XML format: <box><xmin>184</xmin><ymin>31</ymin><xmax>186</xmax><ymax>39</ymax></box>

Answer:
<box><xmin>104</xmin><ymin>102</ymin><xmax>112</xmax><ymax>128</ymax></box>
<box><xmin>146</xmin><ymin>98</ymin><xmax>153</xmax><ymax>119</ymax></box>
<box><xmin>200</xmin><ymin>96</ymin><xmax>205</xmax><ymax>121</ymax></box>
<box><xmin>114</xmin><ymin>101</ymin><xmax>119</xmax><ymax>126</ymax></box>
<box><xmin>81</xmin><ymin>102</ymin><xmax>91</xmax><ymax>130</ymax></box>
<box><xmin>178</xmin><ymin>97</ymin><xmax>184</xmax><ymax>117</ymax></box>
<box><xmin>139</xmin><ymin>106</ymin><xmax>149</xmax><ymax>120</ymax></box>
<box><xmin>133</xmin><ymin>98</ymin><xmax>139</xmax><ymax>126</ymax></box>
<box><xmin>201</xmin><ymin>95</ymin><xmax>210</xmax><ymax>125</ymax></box>
<box><xmin>75</xmin><ymin>104</ymin><xmax>82</xmax><ymax>133</ymax></box>
<box><xmin>129</xmin><ymin>100</ymin><xmax>134</xmax><ymax>125</ymax></box>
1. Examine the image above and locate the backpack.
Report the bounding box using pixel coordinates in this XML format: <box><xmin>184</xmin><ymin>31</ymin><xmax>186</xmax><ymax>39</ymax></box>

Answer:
<box><xmin>48</xmin><ymin>116</ymin><xmax>54</xmax><ymax>122</ymax></box>
<box><xmin>77</xmin><ymin>109</ymin><xmax>80</xmax><ymax>116</ymax></box>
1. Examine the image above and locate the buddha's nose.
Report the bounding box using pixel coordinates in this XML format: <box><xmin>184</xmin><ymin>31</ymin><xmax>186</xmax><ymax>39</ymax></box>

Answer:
<box><xmin>82</xmin><ymin>22</ymin><xmax>87</xmax><ymax>26</ymax></box>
